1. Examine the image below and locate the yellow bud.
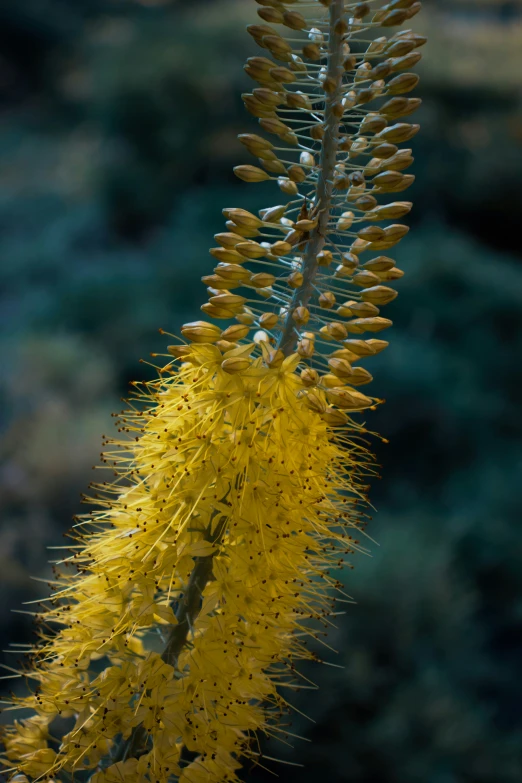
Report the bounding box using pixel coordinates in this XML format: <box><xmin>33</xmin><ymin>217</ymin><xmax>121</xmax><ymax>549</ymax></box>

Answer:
<box><xmin>266</xmin><ymin>348</ymin><xmax>285</xmax><ymax>367</ymax></box>
<box><xmin>214</xmin><ymin>264</ymin><xmax>252</xmax><ymax>282</ymax></box>
<box><xmin>303</xmin><ymin>43</ymin><xmax>322</xmax><ymax>60</ymax></box>
<box><xmin>292</xmin><ymin>306</ymin><xmax>310</xmax><ymax>326</ymax></box>
<box><xmin>259</xmin><ymin>312</ymin><xmax>279</xmax><ymax>329</ymax></box>
<box><xmin>221</xmin><ymin>323</ymin><xmax>250</xmax><ymax>341</ymax></box>
<box><xmin>319</xmin><ymin>291</ymin><xmax>336</xmax><ymax>309</ymax></box>
<box><xmin>270</xmin><ymin>240</ymin><xmax>292</xmax><ymax>256</ymax></box>
<box><xmin>238</xmin><ymin>133</ymin><xmax>274</xmax><ymax>153</ymax></box>
<box><xmin>317</xmin><ymin>249</ymin><xmax>333</xmax><ymax>267</ymax></box>
<box><xmin>263</xmin><ymin>34</ymin><xmax>293</xmax><ymax>61</ymax></box>
<box><xmin>236</xmin><ymin>312</ymin><xmax>257</xmax><ymax>325</ymax></box>
<box><xmin>295</xmin><ymin>218</ymin><xmax>318</xmax><ymax>231</ymax></box>
<box><xmin>328</xmin><ymin>357</ymin><xmax>353</xmax><ymax>379</ymax></box>
<box><xmin>337</xmin><ymin>211</ymin><xmax>355</xmax><ymax>231</ymax></box>
<box><xmin>326</xmin><ymin>387</ymin><xmax>374</xmax><ymax>411</ymax></box>
<box><xmin>387</xmin><ymin>73</ymin><xmax>420</xmax><ymax>95</ymax></box>
<box><xmin>236</xmin><ymin>240</ymin><xmax>266</xmax><ymax>259</ymax></box>
<box><xmin>346</xmin><ymin>317</ymin><xmax>393</xmax><ymax>334</ymax></box>
<box><xmin>301</xmin><ymin>367</ymin><xmax>319</xmax><ymax>386</ymax></box>
<box><xmin>225</xmin><ymin>220</ymin><xmax>260</xmax><ymax>237</ymax></box>
<box><xmin>337</xmin><ymin>300</ymin><xmax>355</xmax><ymax>317</ymax></box>
<box><xmin>326</xmin><ymin>321</ymin><xmax>348</xmax><ymax>340</ymax></box>
<box><xmin>303</xmin><ymin>390</ymin><xmax>327</xmax><ymax>414</ymax></box>
<box><xmin>330</xmin><ymin>346</ymin><xmax>358</xmax><ymax>360</ymax></box>
<box><xmin>234</xmin><ymin>165</ymin><xmax>271</xmax><ymax>182</ymax></box>
<box><xmin>216</xmin><ymin>339</ymin><xmax>238</xmax><ymax>352</ymax></box>
<box><xmin>201</xmin><ymin>303</ymin><xmax>237</xmax><ymax>319</ymax></box>
<box><xmin>250</xmin><ymin>272</ymin><xmax>276</xmax><ymax>288</ymax></box>
<box><xmin>248</xmin><ymin>23</ymin><xmax>279</xmax><ymax>47</ymax></box>
<box><xmin>343</xmin><ymin>366</ymin><xmax>373</xmax><ymax>386</ymax></box>
<box><xmin>261</xmin><ymin>157</ymin><xmax>287</xmax><ymax>174</ymax></box>
<box><xmin>349</xmin><ymin>301</ymin><xmax>380</xmax><ymax>317</ymax></box>
<box><xmin>209</xmin><ymin>247</ymin><xmax>247</xmax><ymax>264</ymax></box>
<box><xmin>366</xmin><ymin>338</ymin><xmax>389</xmax><ymax>354</ymax></box>
<box><xmin>209</xmin><ymin>294</ymin><xmax>246</xmax><ymax>309</ymax></box>
<box><xmin>202</xmin><ymin>274</ymin><xmax>241</xmax><ymax>290</ymax></box>
<box><xmin>287</xmin><ymin>92</ymin><xmax>313</xmax><ymax>110</ymax></box>
<box><xmin>366</xmin><ymin>202</ymin><xmax>412</xmax><ymax>220</ymax></box>
<box><xmin>261</xmin><ymin>204</ymin><xmax>287</xmax><ymax>222</ymax></box>
<box><xmin>382</xmin><ymin>9</ymin><xmax>409</xmax><ymax>26</ymax></box>
<box><xmin>321</xmin><ymin>372</ymin><xmax>346</xmax><ymax>388</ymax></box>
<box><xmin>297</xmin><ymin>337</ymin><xmax>315</xmax><ymax>358</ymax></box>
<box><xmin>310</xmin><ymin>123</ymin><xmax>325</xmax><ymax>140</ymax></box>
<box><xmin>278</xmin><ymin>177</ymin><xmax>299</xmax><ymax>195</ymax></box>
<box><xmin>376</xmin><ymin>123</ymin><xmax>420</xmax><ymax>144</ymax></box>
<box><xmin>358</xmin><ymin>225</ymin><xmax>386</xmax><ymax>242</ymax></box>
<box><xmin>283</xmin><ymin>10</ymin><xmax>307</xmax><ymax>29</ymax></box>
<box><xmin>287</xmin><ymin>270</ymin><xmax>304</xmax><ymax>288</ymax></box>
<box><xmin>215</xmin><ymin>232</ymin><xmax>245</xmax><ymax>248</ymax></box>
<box><xmin>288</xmin><ymin>165</ymin><xmax>307</xmax><ymax>183</ymax></box>
<box><xmin>258</xmin><ymin>6</ymin><xmax>284</xmax><ymax>24</ymax></box>
<box><xmin>340</xmin><ymin>252</ymin><xmax>359</xmax><ymax>271</ymax></box>
<box><xmin>352</xmin><ymin>270</ymin><xmax>381</xmax><ymax>288</ymax></box>
<box><xmin>168</xmin><ymin>345</ymin><xmax>192</xmax><ymax>359</ymax></box>
<box><xmin>376</xmin><ymin>266</ymin><xmax>404</xmax><ymax>281</ymax></box>
<box><xmin>270</xmin><ymin>66</ymin><xmax>297</xmax><ymax>83</ymax></box>
<box><xmin>343</xmin><ymin>339</ymin><xmax>377</xmax><ymax>357</ymax></box>
<box><xmin>221</xmin><ymin>356</ymin><xmax>252</xmax><ymax>374</ymax></box>
<box><xmin>321</xmin><ymin>407</ymin><xmax>349</xmax><ymax>427</ymax></box>
<box><xmin>363</xmin><ymin>256</ymin><xmax>395</xmax><ymax>272</ymax></box>
<box><xmin>181</xmin><ymin>321</ymin><xmax>222</xmax><ymax>344</ymax></box>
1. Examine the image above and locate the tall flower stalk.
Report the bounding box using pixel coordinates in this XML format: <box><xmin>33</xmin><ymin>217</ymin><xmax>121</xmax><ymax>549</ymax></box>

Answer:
<box><xmin>1</xmin><ymin>1</ymin><xmax>424</xmax><ymax>781</ymax></box>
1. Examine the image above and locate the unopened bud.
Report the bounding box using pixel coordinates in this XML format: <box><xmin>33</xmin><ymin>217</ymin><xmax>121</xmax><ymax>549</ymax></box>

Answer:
<box><xmin>181</xmin><ymin>321</ymin><xmax>222</xmax><ymax>344</ymax></box>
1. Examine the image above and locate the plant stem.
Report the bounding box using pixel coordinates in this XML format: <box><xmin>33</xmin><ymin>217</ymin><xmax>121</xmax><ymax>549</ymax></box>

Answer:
<box><xmin>111</xmin><ymin>512</ymin><xmax>228</xmax><ymax>764</ymax></box>
<box><xmin>277</xmin><ymin>0</ymin><xmax>345</xmax><ymax>356</ymax></box>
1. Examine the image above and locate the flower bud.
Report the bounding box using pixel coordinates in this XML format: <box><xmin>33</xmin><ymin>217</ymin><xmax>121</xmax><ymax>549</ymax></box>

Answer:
<box><xmin>346</xmin><ymin>317</ymin><xmax>393</xmax><ymax>334</ymax></box>
<box><xmin>167</xmin><ymin>345</ymin><xmax>191</xmax><ymax>359</ymax></box>
<box><xmin>319</xmin><ymin>291</ymin><xmax>336</xmax><ymax>309</ymax></box>
<box><xmin>259</xmin><ymin>312</ymin><xmax>279</xmax><ymax>329</ymax></box>
<box><xmin>327</xmin><ymin>387</ymin><xmax>374</xmax><ymax>411</ymax></box>
<box><xmin>328</xmin><ymin>357</ymin><xmax>354</xmax><ymax>379</ymax></box>
<box><xmin>287</xmin><ymin>271</ymin><xmax>304</xmax><ymax>288</ymax></box>
<box><xmin>221</xmin><ymin>356</ymin><xmax>252</xmax><ymax>374</ymax></box>
<box><xmin>326</xmin><ymin>322</ymin><xmax>348</xmax><ymax>340</ymax></box>
<box><xmin>250</xmin><ymin>272</ymin><xmax>276</xmax><ymax>288</ymax></box>
<box><xmin>317</xmin><ymin>250</ymin><xmax>333</xmax><ymax>267</ymax></box>
<box><xmin>234</xmin><ymin>165</ymin><xmax>271</xmax><ymax>182</ymax></box>
<box><xmin>303</xmin><ymin>390</ymin><xmax>327</xmax><ymax>414</ymax></box>
<box><xmin>337</xmin><ymin>211</ymin><xmax>355</xmax><ymax>231</ymax></box>
<box><xmin>301</xmin><ymin>367</ymin><xmax>319</xmax><ymax>386</ymax></box>
<box><xmin>221</xmin><ymin>324</ymin><xmax>250</xmax><ymax>341</ymax></box>
<box><xmin>214</xmin><ymin>264</ymin><xmax>252</xmax><ymax>282</ymax></box>
<box><xmin>236</xmin><ymin>241</ymin><xmax>266</xmax><ymax>259</ymax></box>
<box><xmin>181</xmin><ymin>321</ymin><xmax>222</xmax><ymax>344</ymax></box>
<box><xmin>387</xmin><ymin>73</ymin><xmax>420</xmax><ymax>95</ymax></box>
<box><xmin>292</xmin><ymin>306</ymin><xmax>310</xmax><ymax>326</ymax></box>
<box><xmin>278</xmin><ymin>177</ymin><xmax>299</xmax><ymax>195</ymax></box>
<box><xmin>321</xmin><ymin>407</ymin><xmax>349</xmax><ymax>427</ymax></box>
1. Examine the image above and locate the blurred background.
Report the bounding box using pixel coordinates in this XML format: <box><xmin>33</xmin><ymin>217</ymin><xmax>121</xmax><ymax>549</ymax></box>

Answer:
<box><xmin>1</xmin><ymin>0</ymin><xmax>522</xmax><ymax>780</ymax></box>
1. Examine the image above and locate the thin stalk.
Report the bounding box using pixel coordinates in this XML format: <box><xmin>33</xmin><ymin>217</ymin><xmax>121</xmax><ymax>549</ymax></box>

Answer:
<box><xmin>277</xmin><ymin>0</ymin><xmax>345</xmax><ymax>356</ymax></box>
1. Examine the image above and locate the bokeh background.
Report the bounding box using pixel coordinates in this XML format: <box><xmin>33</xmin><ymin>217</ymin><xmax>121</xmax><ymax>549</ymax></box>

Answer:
<box><xmin>1</xmin><ymin>1</ymin><xmax>522</xmax><ymax>780</ymax></box>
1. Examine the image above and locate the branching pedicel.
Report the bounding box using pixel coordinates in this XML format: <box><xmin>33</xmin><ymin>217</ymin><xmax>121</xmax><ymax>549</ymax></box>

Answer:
<box><xmin>1</xmin><ymin>1</ymin><xmax>424</xmax><ymax>782</ymax></box>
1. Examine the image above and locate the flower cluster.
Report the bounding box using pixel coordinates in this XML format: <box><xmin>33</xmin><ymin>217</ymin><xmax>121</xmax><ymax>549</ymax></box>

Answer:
<box><xmin>1</xmin><ymin>1</ymin><xmax>423</xmax><ymax>782</ymax></box>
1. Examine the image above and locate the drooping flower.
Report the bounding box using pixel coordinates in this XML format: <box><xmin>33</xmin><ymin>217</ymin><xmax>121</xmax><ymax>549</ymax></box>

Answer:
<box><xmin>1</xmin><ymin>1</ymin><xmax>424</xmax><ymax>781</ymax></box>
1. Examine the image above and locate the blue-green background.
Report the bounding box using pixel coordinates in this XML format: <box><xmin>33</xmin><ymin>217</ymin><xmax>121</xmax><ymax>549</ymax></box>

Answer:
<box><xmin>1</xmin><ymin>1</ymin><xmax>522</xmax><ymax>780</ymax></box>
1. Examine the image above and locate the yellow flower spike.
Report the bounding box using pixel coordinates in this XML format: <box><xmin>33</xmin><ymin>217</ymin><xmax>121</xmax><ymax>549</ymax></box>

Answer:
<box><xmin>2</xmin><ymin>2</ymin><xmax>424</xmax><ymax>781</ymax></box>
